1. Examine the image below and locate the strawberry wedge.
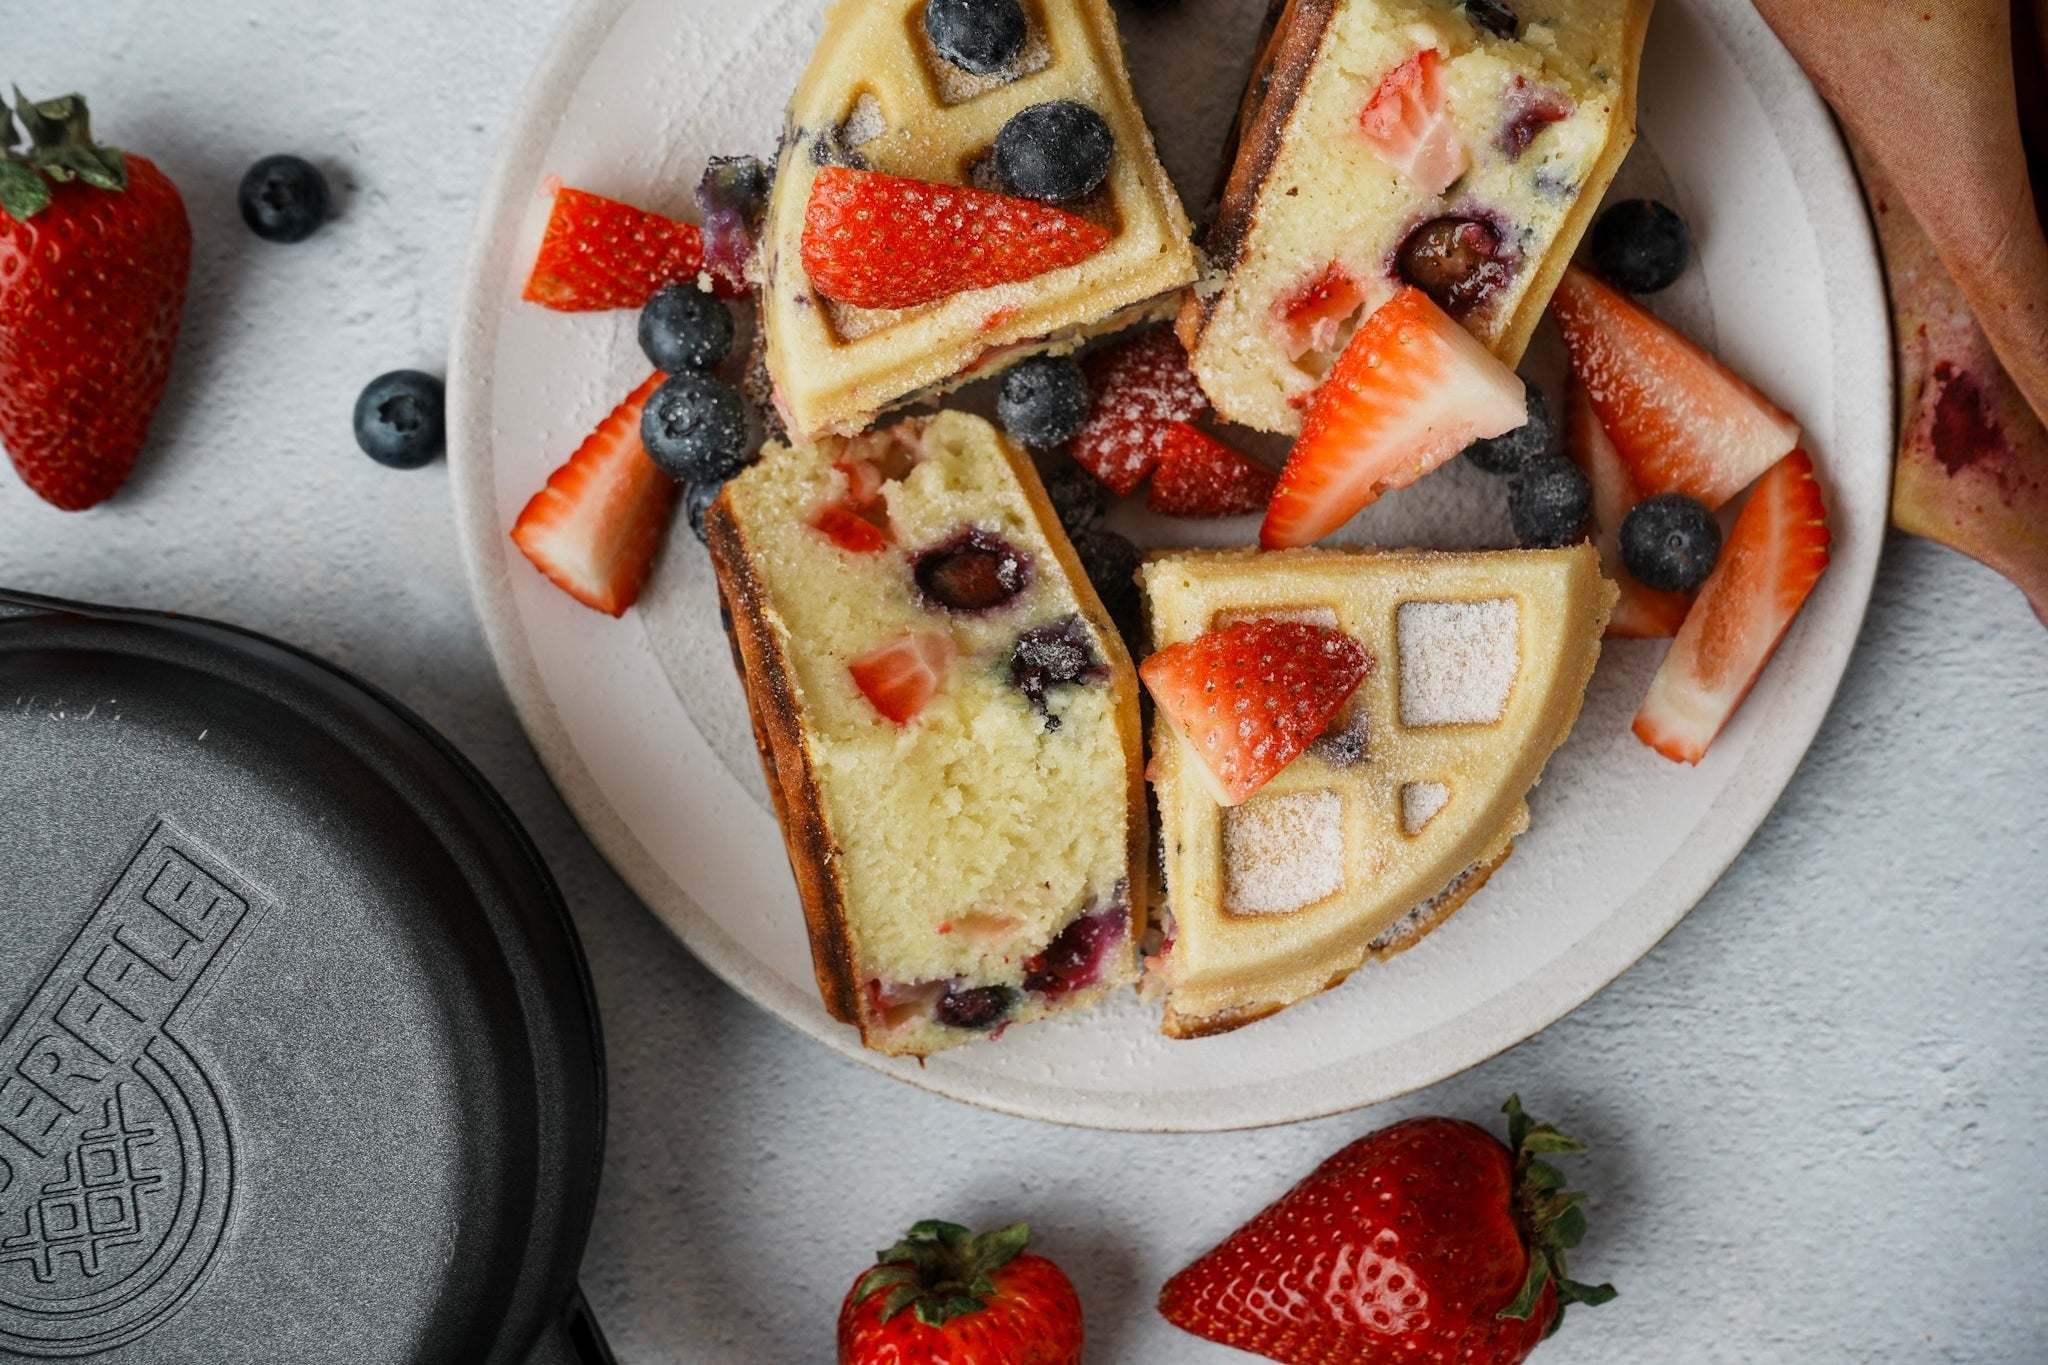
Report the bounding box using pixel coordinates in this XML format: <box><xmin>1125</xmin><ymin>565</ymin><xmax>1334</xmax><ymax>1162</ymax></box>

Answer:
<box><xmin>1261</xmin><ymin>286</ymin><xmax>1526</xmax><ymax>549</ymax></box>
<box><xmin>1141</xmin><ymin>619</ymin><xmax>1372</xmax><ymax>805</ymax></box>
<box><xmin>1551</xmin><ymin>266</ymin><xmax>1799</xmax><ymax>509</ymax></box>
<box><xmin>523</xmin><ymin>186</ymin><xmax>718</xmax><ymax>311</ymax></box>
<box><xmin>801</xmin><ymin>167</ymin><xmax>1110</xmax><ymax>312</ymax></box>
<box><xmin>849</xmin><ymin>631</ymin><xmax>957</xmax><ymax>726</ymax></box>
<box><xmin>1564</xmin><ymin>378</ymin><xmax>1693</xmax><ymax>638</ymax></box>
<box><xmin>1359</xmin><ymin>50</ymin><xmax>1469</xmax><ymax>196</ymax></box>
<box><xmin>1634</xmin><ymin>449</ymin><xmax>1831</xmax><ymax>764</ymax></box>
<box><xmin>511</xmin><ymin>372</ymin><xmax>678</xmax><ymax>617</ymax></box>
<box><xmin>1072</xmin><ymin>328</ymin><xmax>1210</xmax><ymax>495</ymax></box>
<box><xmin>1148</xmin><ymin>422</ymin><xmax>1278</xmax><ymax>518</ymax></box>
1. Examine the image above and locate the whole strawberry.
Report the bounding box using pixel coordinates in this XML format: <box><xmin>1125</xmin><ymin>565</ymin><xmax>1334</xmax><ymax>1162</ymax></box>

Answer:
<box><xmin>1160</xmin><ymin>1097</ymin><xmax>1615</xmax><ymax>1364</ymax></box>
<box><xmin>839</xmin><ymin>1220</ymin><xmax>1082</xmax><ymax>1365</ymax></box>
<box><xmin>0</xmin><ymin>89</ymin><xmax>190</xmax><ymax>511</ymax></box>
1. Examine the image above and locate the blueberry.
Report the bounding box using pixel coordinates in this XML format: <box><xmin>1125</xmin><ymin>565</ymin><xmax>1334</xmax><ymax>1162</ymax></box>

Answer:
<box><xmin>1464</xmin><ymin>0</ymin><xmax>1518</xmax><ymax>36</ymax></box>
<box><xmin>994</xmin><ymin>101</ymin><xmax>1115</xmax><ymax>203</ymax></box>
<box><xmin>639</xmin><ymin>283</ymin><xmax>734</xmax><ymax>374</ymax></box>
<box><xmin>1023</xmin><ymin>905</ymin><xmax>1125</xmax><ymax>997</ymax></box>
<box><xmin>696</xmin><ymin>155</ymin><xmax>773</xmax><ymax>291</ymax></box>
<box><xmin>1308</xmin><ymin>710</ymin><xmax>1371</xmax><ymax>767</ymax></box>
<box><xmin>1507</xmin><ymin>453</ymin><xmax>1592</xmax><ymax>548</ymax></box>
<box><xmin>353</xmin><ymin>370</ymin><xmax>444</xmax><ymax>469</ymax></box>
<box><xmin>639</xmin><ymin>372</ymin><xmax>750</xmax><ymax>483</ymax></box>
<box><xmin>1397</xmin><ymin>216</ymin><xmax>1509</xmax><ymax>318</ymax></box>
<box><xmin>1620</xmin><ymin>492</ymin><xmax>1721</xmax><ymax>592</ymax></box>
<box><xmin>997</xmin><ymin>355</ymin><xmax>1090</xmax><ymax>450</ymax></box>
<box><xmin>934</xmin><ymin>984</ymin><xmax>1015</xmax><ymax>1031</ymax></box>
<box><xmin>683</xmin><ymin>480</ymin><xmax>724</xmax><ymax>545</ymax></box>
<box><xmin>1464</xmin><ymin>386</ymin><xmax>1554</xmax><ymax>475</ymax></box>
<box><xmin>1069</xmin><ymin>525</ymin><xmax>1142</xmax><ymax>641</ymax></box>
<box><xmin>924</xmin><ymin>0</ymin><xmax>1028</xmax><ymax>75</ymax></box>
<box><xmin>1042</xmin><ymin>457</ymin><xmax>1106</xmax><ymax>533</ymax></box>
<box><xmin>239</xmin><ymin>154</ymin><xmax>330</xmax><ymax>243</ymax></box>
<box><xmin>1591</xmin><ymin>199</ymin><xmax>1691</xmax><ymax>294</ymax></box>
<box><xmin>914</xmin><ymin>527</ymin><xmax>1033</xmax><ymax>613</ymax></box>
<box><xmin>1009</xmin><ymin>615</ymin><xmax>1108</xmax><ymax>726</ymax></box>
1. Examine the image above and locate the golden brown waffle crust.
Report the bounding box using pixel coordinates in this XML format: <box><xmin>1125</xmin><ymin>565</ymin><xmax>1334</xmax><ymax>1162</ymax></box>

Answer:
<box><xmin>704</xmin><ymin>427</ymin><xmax>1150</xmax><ymax>1055</ymax></box>
<box><xmin>1178</xmin><ymin>0</ymin><xmax>1656</xmax><ymax>375</ymax></box>
<box><xmin>705</xmin><ymin>498</ymin><xmax>865</xmax><ymax>1026</ymax></box>
<box><xmin>1159</xmin><ymin>845</ymin><xmax>1511</xmax><ymax>1039</ymax></box>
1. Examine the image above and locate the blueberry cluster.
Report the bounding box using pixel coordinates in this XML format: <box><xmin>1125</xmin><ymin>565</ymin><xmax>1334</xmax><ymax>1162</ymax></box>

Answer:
<box><xmin>637</xmin><ymin>284</ymin><xmax>753</xmax><ymax>539</ymax></box>
<box><xmin>1459</xmin><ymin>385</ymin><xmax>1592</xmax><ymax>549</ymax></box>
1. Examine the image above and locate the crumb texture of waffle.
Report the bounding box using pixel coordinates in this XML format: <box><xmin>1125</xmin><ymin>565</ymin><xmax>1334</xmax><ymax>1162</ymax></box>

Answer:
<box><xmin>1181</xmin><ymin>0</ymin><xmax>1654</xmax><ymax>434</ymax></box>
<box><xmin>1141</xmin><ymin>545</ymin><xmax>1615</xmax><ymax>1037</ymax></box>
<box><xmin>706</xmin><ymin>412</ymin><xmax>1144</xmax><ymax>1056</ymax></box>
<box><xmin>758</xmin><ymin>0</ymin><xmax>1198</xmax><ymax>440</ymax></box>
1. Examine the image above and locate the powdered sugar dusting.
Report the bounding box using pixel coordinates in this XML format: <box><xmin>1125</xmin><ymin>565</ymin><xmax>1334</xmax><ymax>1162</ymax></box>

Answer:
<box><xmin>1072</xmin><ymin>330</ymin><xmax>1210</xmax><ymax>493</ymax></box>
<box><xmin>841</xmin><ymin>93</ymin><xmax>887</xmax><ymax>148</ymax></box>
<box><xmin>1397</xmin><ymin>598</ymin><xmax>1521</xmax><ymax>726</ymax></box>
<box><xmin>1402</xmin><ymin>781</ymin><xmax>1450</xmax><ymax>835</ymax></box>
<box><xmin>1223</xmin><ymin>789</ymin><xmax>1345</xmax><ymax>916</ymax></box>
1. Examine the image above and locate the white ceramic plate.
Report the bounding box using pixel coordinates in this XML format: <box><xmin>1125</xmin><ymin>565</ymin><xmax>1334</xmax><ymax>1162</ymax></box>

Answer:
<box><xmin>449</xmin><ymin>0</ymin><xmax>1889</xmax><ymax>1131</ymax></box>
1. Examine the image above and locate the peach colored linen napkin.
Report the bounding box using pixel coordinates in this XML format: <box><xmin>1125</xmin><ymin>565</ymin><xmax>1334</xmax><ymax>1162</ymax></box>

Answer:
<box><xmin>1752</xmin><ymin>0</ymin><xmax>2048</xmax><ymax>624</ymax></box>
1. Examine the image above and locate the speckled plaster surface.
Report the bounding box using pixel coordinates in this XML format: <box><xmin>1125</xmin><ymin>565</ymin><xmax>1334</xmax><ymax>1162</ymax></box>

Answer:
<box><xmin>4</xmin><ymin>3</ymin><xmax>2045</xmax><ymax>1362</ymax></box>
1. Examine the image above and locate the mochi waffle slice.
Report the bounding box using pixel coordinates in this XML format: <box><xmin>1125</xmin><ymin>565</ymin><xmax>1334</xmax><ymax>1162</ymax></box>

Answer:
<box><xmin>756</xmin><ymin>0</ymin><xmax>1198</xmax><ymax>441</ymax></box>
<box><xmin>705</xmin><ymin>411</ymin><xmax>1147</xmax><ymax>1057</ymax></box>
<box><xmin>1178</xmin><ymin>0</ymin><xmax>1654</xmax><ymax>434</ymax></box>
<box><xmin>1140</xmin><ymin>545</ymin><xmax>1615</xmax><ymax>1037</ymax></box>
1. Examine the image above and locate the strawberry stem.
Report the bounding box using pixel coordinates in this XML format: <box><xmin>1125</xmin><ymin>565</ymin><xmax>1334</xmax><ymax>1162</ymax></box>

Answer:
<box><xmin>0</xmin><ymin>89</ymin><xmax>128</xmax><ymax>222</ymax></box>
<box><xmin>1496</xmin><ymin>1095</ymin><xmax>1617</xmax><ymax>1336</ymax></box>
<box><xmin>853</xmin><ymin>1220</ymin><xmax>1033</xmax><ymax>1329</ymax></box>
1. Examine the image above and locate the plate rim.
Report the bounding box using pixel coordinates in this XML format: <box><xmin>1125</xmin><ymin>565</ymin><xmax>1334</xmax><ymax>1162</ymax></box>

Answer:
<box><xmin>447</xmin><ymin>0</ymin><xmax>1891</xmax><ymax>1132</ymax></box>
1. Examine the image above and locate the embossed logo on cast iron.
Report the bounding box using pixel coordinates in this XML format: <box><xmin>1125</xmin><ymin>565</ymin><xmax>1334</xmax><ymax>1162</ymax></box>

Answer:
<box><xmin>0</xmin><ymin>822</ymin><xmax>267</xmax><ymax>1356</ymax></box>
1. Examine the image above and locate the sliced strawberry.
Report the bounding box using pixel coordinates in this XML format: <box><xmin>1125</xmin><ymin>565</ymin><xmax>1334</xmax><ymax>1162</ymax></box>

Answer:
<box><xmin>510</xmin><ymin>372</ymin><xmax>677</xmax><ymax>616</ymax></box>
<box><xmin>1274</xmin><ymin>263</ymin><xmax>1368</xmax><ymax>361</ymax></box>
<box><xmin>813</xmin><ymin>502</ymin><xmax>888</xmax><ymax>553</ymax></box>
<box><xmin>1359</xmin><ymin>49</ymin><xmax>1468</xmax><ymax>196</ymax></box>
<box><xmin>849</xmin><ymin>631</ymin><xmax>958</xmax><ymax>726</ymax></box>
<box><xmin>811</xmin><ymin>458</ymin><xmax>893</xmax><ymax>552</ymax></box>
<box><xmin>1147</xmin><ymin>423</ymin><xmax>1278</xmax><ymax>518</ymax></box>
<box><xmin>1634</xmin><ymin>449</ymin><xmax>1830</xmax><ymax>764</ymax></box>
<box><xmin>800</xmin><ymin>167</ymin><xmax>1110</xmax><ymax>312</ymax></box>
<box><xmin>1564</xmin><ymin>377</ymin><xmax>1694</xmax><ymax>637</ymax></box>
<box><xmin>1071</xmin><ymin>329</ymin><xmax>1211</xmax><ymax>495</ymax></box>
<box><xmin>1261</xmin><ymin>287</ymin><xmax>1526</xmax><ymax>549</ymax></box>
<box><xmin>522</xmin><ymin>186</ymin><xmax>723</xmax><ymax>311</ymax></box>
<box><xmin>1140</xmin><ymin>619</ymin><xmax>1373</xmax><ymax>805</ymax></box>
<box><xmin>1551</xmin><ymin>266</ymin><xmax>1800</xmax><ymax>509</ymax></box>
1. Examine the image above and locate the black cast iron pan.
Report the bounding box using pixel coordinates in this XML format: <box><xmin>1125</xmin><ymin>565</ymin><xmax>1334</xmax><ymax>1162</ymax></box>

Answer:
<box><xmin>0</xmin><ymin>589</ymin><xmax>614</xmax><ymax>1364</ymax></box>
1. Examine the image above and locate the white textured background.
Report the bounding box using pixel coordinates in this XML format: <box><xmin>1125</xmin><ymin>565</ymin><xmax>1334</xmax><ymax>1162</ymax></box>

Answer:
<box><xmin>5</xmin><ymin>3</ymin><xmax>2046</xmax><ymax>1362</ymax></box>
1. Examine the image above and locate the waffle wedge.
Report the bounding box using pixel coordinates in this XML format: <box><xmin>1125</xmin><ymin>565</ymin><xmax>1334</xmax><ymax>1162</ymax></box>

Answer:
<box><xmin>1141</xmin><ymin>545</ymin><xmax>1614</xmax><ymax>1036</ymax></box>
<box><xmin>757</xmin><ymin>0</ymin><xmax>1198</xmax><ymax>441</ymax></box>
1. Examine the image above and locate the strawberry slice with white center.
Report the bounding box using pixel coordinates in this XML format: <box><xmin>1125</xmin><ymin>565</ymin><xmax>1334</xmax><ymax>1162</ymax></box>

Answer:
<box><xmin>1359</xmin><ymin>49</ymin><xmax>1469</xmax><ymax>197</ymax></box>
<box><xmin>1634</xmin><ymin>449</ymin><xmax>1830</xmax><ymax>764</ymax></box>
<box><xmin>1564</xmin><ymin>377</ymin><xmax>1694</xmax><ymax>638</ymax></box>
<box><xmin>1551</xmin><ymin>265</ymin><xmax>1801</xmax><ymax>509</ymax></box>
<box><xmin>849</xmin><ymin>631</ymin><xmax>957</xmax><ymax>726</ymax></box>
<box><xmin>1274</xmin><ymin>264</ymin><xmax>1368</xmax><ymax>362</ymax></box>
<box><xmin>1261</xmin><ymin>286</ymin><xmax>1526</xmax><ymax>549</ymax></box>
<box><xmin>510</xmin><ymin>371</ymin><xmax>678</xmax><ymax>617</ymax></box>
<box><xmin>1147</xmin><ymin>422</ymin><xmax>1278</xmax><ymax>518</ymax></box>
<box><xmin>1140</xmin><ymin>619</ymin><xmax>1373</xmax><ymax>806</ymax></box>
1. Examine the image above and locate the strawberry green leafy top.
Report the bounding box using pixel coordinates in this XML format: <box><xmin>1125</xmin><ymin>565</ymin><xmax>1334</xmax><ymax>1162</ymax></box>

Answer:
<box><xmin>0</xmin><ymin>89</ymin><xmax>127</xmax><ymax>222</ymax></box>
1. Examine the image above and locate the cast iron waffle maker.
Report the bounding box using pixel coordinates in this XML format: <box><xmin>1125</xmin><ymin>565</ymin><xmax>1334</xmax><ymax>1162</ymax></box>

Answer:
<box><xmin>0</xmin><ymin>590</ymin><xmax>614</xmax><ymax>1364</ymax></box>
